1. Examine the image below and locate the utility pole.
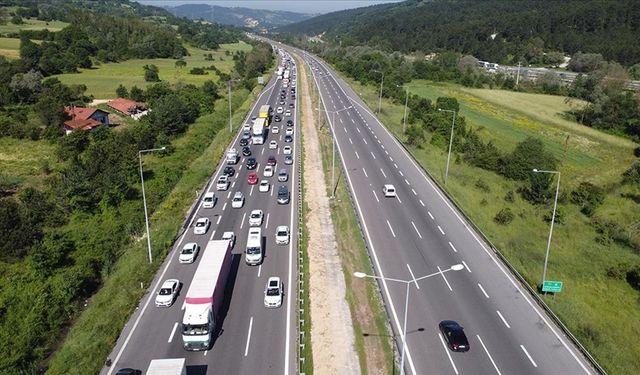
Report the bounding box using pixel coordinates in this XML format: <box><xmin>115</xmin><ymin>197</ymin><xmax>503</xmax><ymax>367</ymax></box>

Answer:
<box><xmin>516</xmin><ymin>61</ymin><xmax>522</xmax><ymax>87</ymax></box>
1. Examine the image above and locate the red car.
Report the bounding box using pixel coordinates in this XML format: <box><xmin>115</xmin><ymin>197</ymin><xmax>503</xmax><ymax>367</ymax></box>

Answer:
<box><xmin>247</xmin><ymin>172</ymin><xmax>258</xmax><ymax>185</ymax></box>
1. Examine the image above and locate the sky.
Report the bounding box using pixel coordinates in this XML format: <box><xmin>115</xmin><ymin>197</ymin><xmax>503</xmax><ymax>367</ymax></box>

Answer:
<box><xmin>136</xmin><ymin>0</ymin><xmax>404</xmax><ymax>15</ymax></box>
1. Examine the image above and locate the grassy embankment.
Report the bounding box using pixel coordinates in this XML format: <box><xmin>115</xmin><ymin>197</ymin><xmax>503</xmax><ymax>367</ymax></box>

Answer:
<box><xmin>344</xmin><ymin>78</ymin><xmax>640</xmax><ymax>374</ymax></box>
<box><xmin>306</xmin><ymin>62</ymin><xmax>395</xmax><ymax>374</ymax></box>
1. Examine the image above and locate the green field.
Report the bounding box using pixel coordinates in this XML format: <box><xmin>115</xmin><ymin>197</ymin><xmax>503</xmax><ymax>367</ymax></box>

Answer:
<box><xmin>0</xmin><ymin>37</ymin><xmax>20</xmax><ymax>59</ymax></box>
<box><xmin>0</xmin><ymin>18</ymin><xmax>68</xmax><ymax>34</ymax></box>
<box><xmin>54</xmin><ymin>42</ymin><xmax>253</xmax><ymax>98</ymax></box>
<box><xmin>346</xmin><ymin>77</ymin><xmax>640</xmax><ymax>374</ymax></box>
<box><xmin>0</xmin><ymin>137</ymin><xmax>60</xmax><ymax>189</ymax></box>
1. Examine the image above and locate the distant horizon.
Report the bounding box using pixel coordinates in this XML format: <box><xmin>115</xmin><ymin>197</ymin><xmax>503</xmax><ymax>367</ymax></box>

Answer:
<box><xmin>135</xmin><ymin>0</ymin><xmax>404</xmax><ymax>15</ymax></box>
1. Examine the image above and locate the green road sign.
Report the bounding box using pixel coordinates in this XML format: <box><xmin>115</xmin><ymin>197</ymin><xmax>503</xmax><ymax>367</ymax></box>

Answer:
<box><xmin>542</xmin><ymin>280</ymin><xmax>563</xmax><ymax>293</ymax></box>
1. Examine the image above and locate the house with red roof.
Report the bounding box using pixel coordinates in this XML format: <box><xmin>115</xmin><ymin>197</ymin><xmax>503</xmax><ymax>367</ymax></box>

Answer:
<box><xmin>63</xmin><ymin>106</ymin><xmax>110</xmax><ymax>135</ymax></box>
<box><xmin>107</xmin><ymin>98</ymin><xmax>148</xmax><ymax>120</ymax></box>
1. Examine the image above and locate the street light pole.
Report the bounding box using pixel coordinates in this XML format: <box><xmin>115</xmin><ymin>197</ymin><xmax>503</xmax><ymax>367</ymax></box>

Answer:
<box><xmin>532</xmin><ymin>169</ymin><xmax>561</xmax><ymax>288</ymax></box>
<box><xmin>438</xmin><ymin>108</ymin><xmax>457</xmax><ymax>185</ymax></box>
<box><xmin>228</xmin><ymin>79</ymin><xmax>240</xmax><ymax>133</ymax></box>
<box><xmin>139</xmin><ymin>146</ymin><xmax>166</xmax><ymax>264</ymax></box>
<box><xmin>378</xmin><ymin>71</ymin><xmax>385</xmax><ymax>114</ymax></box>
<box><xmin>397</xmin><ymin>84</ymin><xmax>409</xmax><ymax>133</ymax></box>
<box><xmin>317</xmin><ymin>105</ymin><xmax>353</xmax><ymax>198</ymax></box>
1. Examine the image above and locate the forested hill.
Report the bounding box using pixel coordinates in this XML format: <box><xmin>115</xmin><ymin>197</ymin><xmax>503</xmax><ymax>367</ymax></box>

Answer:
<box><xmin>279</xmin><ymin>0</ymin><xmax>640</xmax><ymax>66</ymax></box>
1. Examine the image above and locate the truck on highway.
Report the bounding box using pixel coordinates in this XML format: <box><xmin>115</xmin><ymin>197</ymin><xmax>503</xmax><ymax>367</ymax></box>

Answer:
<box><xmin>259</xmin><ymin>104</ymin><xmax>271</xmax><ymax>119</ymax></box>
<box><xmin>181</xmin><ymin>240</ymin><xmax>232</xmax><ymax>351</ymax></box>
<box><xmin>276</xmin><ymin>66</ymin><xmax>284</xmax><ymax>78</ymax></box>
<box><xmin>252</xmin><ymin>117</ymin><xmax>266</xmax><ymax>145</ymax></box>
<box><xmin>226</xmin><ymin>148</ymin><xmax>238</xmax><ymax>164</ymax></box>
<box><xmin>283</xmin><ymin>69</ymin><xmax>290</xmax><ymax>80</ymax></box>
<box><xmin>146</xmin><ymin>358</ymin><xmax>186</xmax><ymax>375</ymax></box>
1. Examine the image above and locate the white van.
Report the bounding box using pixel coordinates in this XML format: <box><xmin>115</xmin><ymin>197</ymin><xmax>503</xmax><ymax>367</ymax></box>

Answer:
<box><xmin>383</xmin><ymin>184</ymin><xmax>396</xmax><ymax>198</ymax></box>
<box><xmin>245</xmin><ymin>228</ymin><xmax>263</xmax><ymax>265</ymax></box>
<box><xmin>202</xmin><ymin>192</ymin><xmax>216</xmax><ymax>208</ymax></box>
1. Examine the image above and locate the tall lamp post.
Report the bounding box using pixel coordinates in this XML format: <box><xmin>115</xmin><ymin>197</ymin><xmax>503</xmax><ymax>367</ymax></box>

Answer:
<box><xmin>532</xmin><ymin>169</ymin><xmax>561</xmax><ymax>289</ymax></box>
<box><xmin>354</xmin><ymin>264</ymin><xmax>465</xmax><ymax>375</ymax></box>
<box><xmin>373</xmin><ymin>69</ymin><xmax>385</xmax><ymax>114</ymax></box>
<box><xmin>437</xmin><ymin>108</ymin><xmax>457</xmax><ymax>185</ymax></box>
<box><xmin>139</xmin><ymin>146</ymin><xmax>166</xmax><ymax>264</ymax></box>
<box><xmin>228</xmin><ymin>79</ymin><xmax>241</xmax><ymax>132</ymax></box>
<box><xmin>317</xmin><ymin>105</ymin><xmax>353</xmax><ymax>198</ymax></box>
<box><xmin>396</xmin><ymin>84</ymin><xmax>409</xmax><ymax>133</ymax></box>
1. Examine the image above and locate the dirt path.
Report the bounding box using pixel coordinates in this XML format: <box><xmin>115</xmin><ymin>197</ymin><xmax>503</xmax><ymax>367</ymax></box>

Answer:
<box><xmin>298</xmin><ymin>56</ymin><xmax>362</xmax><ymax>374</ymax></box>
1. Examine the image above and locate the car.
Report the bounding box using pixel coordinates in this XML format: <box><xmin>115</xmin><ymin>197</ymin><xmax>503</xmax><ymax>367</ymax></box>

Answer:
<box><xmin>259</xmin><ymin>180</ymin><xmax>270</xmax><ymax>192</ymax></box>
<box><xmin>179</xmin><ymin>242</ymin><xmax>200</xmax><ymax>264</ymax></box>
<box><xmin>275</xmin><ymin>225</ymin><xmax>290</xmax><ymax>245</ymax></box>
<box><xmin>216</xmin><ymin>175</ymin><xmax>230</xmax><ymax>191</ymax></box>
<box><xmin>439</xmin><ymin>320</ymin><xmax>470</xmax><ymax>352</ymax></box>
<box><xmin>284</xmin><ymin>110</ymin><xmax>291</xmax><ymax>117</ymax></box>
<box><xmin>269</xmin><ymin>140</ymin><xmax>278</xmax><ymax>149</ymax></box>
<box><xmin>116</xmin><ymin>369</ymin><xmax>141</xmax><ymax>375</ymax></box>
<box><xmin>277</xmin><ymin>185</ymin><xmax>290</xmax><ymax>204</ymax></box>
<box><xmin>279</xmin><ymin>99</ymin><xmax>285</xmax><ymax>105</ymax></box>
<box><xmin>276</xmin><ymin>106</ymin><xmax>284</xmax><ymax>114</ymax></box>
<box><xmin>289</xmin><ymin>103</ymin><xmax>295</xmax><ymax>108</ymax></box>
<box><xmin>263</xmin><ymin>165</ymin><xmax>274</xmax><ymax>177</ymax></box>
<box><xmin>267</xmin><ymin>155</ymin><xmax>277</xmax><ymax>166</ymax></box>
<box><xmin>231</xmin><ymin>191</ymin><xmax>245</xmax><ymax>208</ymax></box>
<box><xmin>284</xmin><ymin>135</ymin><xmax>293</xmax><ymax>143</ymax></box>
<box><xmin>286</xmin><ymin>119</ymin><xmax>294</xmax><ymax>127</ymax></box>
<box><xmin>264</xmin><ymin>277</ymin><xmax>284</xmax><ymax>308</ymax></box>
<box><xmin>242</xmin><ymin>146</ymin><xmax>252</xmax><ymax>156</ymax></box>
<box><xmin>249</xmin><ymin>209</ymin><xmax>264</xmax><ymax>226</ymax></box>
<box><xmin>243</xmin><ymin>124</ymin><xmax>251</xmax><ymax>132</ymax></box>
<box><xmin>223</xmin><ymin>166</ymin><xmax>235</xmax><ymax>177</ymax></box>
<box><xmin>284</xmin><ymin>155</ymin><xmax>293</xmax><ymax>165</ymax></box>
<box><xmin>239</xmin><ymin>138</ymin><xmax>249</xmax><ymax>147</ymax></box>
<box><xmin>251</xmin><ymin>116</ymin><xmax>257</xmax><ymax>122</ymax></box>
<box><xmin>202</xmin><ymin>192</ymin><xmax>216</xmax><ymax>208</ymax></box>
<box><xmin>242</xmin><ymin>130</ymin><xmax>251</xmax><ymax>140</ymax></box>
<box><xmin>383</xmin><ymin>184</ymin><xmax>396</xmax><ymax>197</ymax></box>
<box><xmin>155</xmin><ymin>279</ymin><xmax>180</xmax><ymax>307</ymax></box>
<box><xmin>222</xmin><ymin>231</ymin><xmax>236</xmax><ymax>248</ymax></box>
<box><xmin>246</xmin><ymin>157</ymin><xmax>257</xmax><ymax>170</ymax></box>
<box><xmin>283</xmin><ymin>146</ymin><xmax>292</xmax><ymax>155</ymax></box>
<box><xmin>291</xmin><ymin>94</ymin><xmax>296</xmax><ymax>99</ymax></box>
<box><xmin>194</xmin><ymin>217</ymin><xmax>210</xmax><ymax>235</ymax></box>
<box><xmin>277</xmin><ymin>169</ymin><xmax>288</xmax><ymax>182</ymax></box>
<box><xmin>271</xmin><ymin>126</ymin><xmax>279</xmax><ymax>134</ymax></box>
<box><xmin>285</xmin><ymin>128</ymin><xmax>293</xmax><ymax>136</ymax></box>
<box><xmin>247</xmin><ymin>172</ymin><xmax>258</xmax><ymax>185</ymax></box>
<box><xmin>274</xmin><ymin>115</ymin><xmax>282</xmax><ymax>122</ymax></box>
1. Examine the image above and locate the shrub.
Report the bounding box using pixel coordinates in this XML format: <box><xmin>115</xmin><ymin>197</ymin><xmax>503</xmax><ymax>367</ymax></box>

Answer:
<box><xmin>543</xmin><ymin>206</ymin><xmax>564</xmax><ymax>225</ymax></box>
<box><xmin>502</xmin><ymin>137</ymin><xmax>556</xmax><ymax>181</ymax></box>
<box><xmin>189</xmin><ymin>67</ymin><xmax>207</xmax><ymax>75</ymax></box>
<box><xmin>623</xmin><ymin>160</ymin><xmax>640</xmax><ymax>185</ymax></box>
<box><xmin>474</xmin><ymin>178</ymin><xmax>490</xmax><ymax>192</ymax></box>
<box><xmin>504</xmin><ymin>190</ymin><xmax>515</xmax><ymax>203</ymax></box>
<box><xmin>570</xmin><ymin>182</ymin><xmax>605</xmax><ymax>216</ymax></box>
<box><xmin>494</xmin><ymin>208</ymin><xmax>514</xmax><ymax>225</ymax></box>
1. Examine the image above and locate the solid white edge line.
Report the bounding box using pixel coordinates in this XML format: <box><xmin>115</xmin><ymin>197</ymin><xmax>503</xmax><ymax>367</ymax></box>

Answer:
<box><xmin>167</xmin><ymin>322</ymin><xmax>178</xmax><ymax>343</ymax></box>
<box><xmin>497</xmin><ymin>310</ymin><xmax>511</xmax><ymax>329</ymax></box>
<box><xmin>244</xmin><ymin>316</ymin><xmax>254</xmax><ymax>357</ymax></box>
<box><xmin>477</xmin><ymin>334</ymin><xmax>502</xmax><ymax>375</ymax></box>
<box><xmin>478</xmin><ymin>283</ymin><xmax>490</xmax><ymax>298</ymax></box>
<box><xmin>521</xmin><ymin>345</ymin><xmax>538</xmax><ymax>367</ymax></box>
<box><xmin>438</xmin><ymin>333</ymin><xmax>459</xmax><ymax>375</ymax></box>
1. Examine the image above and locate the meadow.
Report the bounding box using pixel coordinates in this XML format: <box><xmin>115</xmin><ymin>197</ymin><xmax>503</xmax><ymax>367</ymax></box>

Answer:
<box><xmin>0</xmin><ymin>18</ymin><xmax>68</xmax><ymax>34</ymax></box>
<box><xmin>0</xmin><ymin>37</ymin><xmax>21</xmax><ymax>59</ymax></box>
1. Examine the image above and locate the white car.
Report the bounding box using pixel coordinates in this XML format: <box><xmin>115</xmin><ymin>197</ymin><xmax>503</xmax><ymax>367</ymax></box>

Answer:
<box><xmin>216</xmin><ymin>175</ymin><xmax>230</xmax><ymax>191</ymax></box>
<box><xmin>259</xmin><ymin>180</ymin><xmax>270</xmax><ymax>192</ymax></box>
<box><xmin>275</xmin><ymin>225</ymin><xmax>290</xmax><ymax>245</ymax></box>
<box><xmin>222</xmin><ymin>231</ymin><xmax>235</xmax><ymax>248</ymax></box>
<box><xmin>263</xmin><ymin>165</ymin><xmax>274</xmax><ymax>177</ymax></box>
<box><xmin>243</xmin><ymin>124</ymin><xmax>251</xmax><ymax>132</ymax></box>
<box><xmin>194</xmin><ymin>217</ymin><xmax>210</xmax><ymax>235</ymax></box>
<box><xmin>249</xmin><ymin>209</ymin><xmax>264</xmax><ymax>226</ymax></box>
<box><xmin>285</xmin><ymin>128</ymin><xmax>293</xmax><ymax>136</ymax></box>
<box><xmin>284</xmin><ymin>110</ymin><xmax>291</xmax><ymax>117</ymax></box>
<box><xmin>277</xmin><ymin>169</ymin><xmax>288</xmax><ymax>182</ymax></box>
<box><xmin>179</xmin><ymin>242</ymin><xmax>199</xmax><ymax>264</ymax></box>
<box><xmin>155</xmin><ymin>279</ymin><xmax>180</xmax><ymax>307</ymax></box>
<box><xmin>383</xmin><ymin>184</ymin><xmax>396</xmax><ymax>198</ymax></box>
<box><xmin>272</xmin><ymin>126</ymin><xmax>279</xmax><ymax>134</ymax></box>
<box><xmin>283</xmin><ymin>146</ymin><xmax>292</xmax><ymax>155</ymax></box>
<box><xmin>264</xmin><ymin>277</ymin><xmax>284</xmax><ymax>308</ymax></box>
<box><xmin>269</xmin><ymin>140</ymin><xmax>278</xmax><ymax>149</ymax></box>
<box><xmin>202</xmin><ymin>192</ymin><xmax>216</xmax><ymax>208</ymax></box>
<box><xmin>276</xmin><ymin>106</ymin><xmax>284</xmax><ymax>114</ymax></box>
<box><xmin>231</xmin><ymin>191</ymin><xmax>245</xmax><ymax>208</ymax></box>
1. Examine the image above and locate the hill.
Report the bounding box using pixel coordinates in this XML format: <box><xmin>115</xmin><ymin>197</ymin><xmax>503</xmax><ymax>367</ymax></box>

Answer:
<box><xmin>279</xmin><ymin>0</ymin><xmax>640</xmax><ymax>66</ymax></box>
<box><xmin>165</xmin><ymin>3</ymin><xmax>314</xmax><ymax>30</ymax></box>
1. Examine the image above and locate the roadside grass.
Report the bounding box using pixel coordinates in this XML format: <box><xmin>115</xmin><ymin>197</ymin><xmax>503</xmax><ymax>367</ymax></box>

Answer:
<box><xmin>0</xmin><ymin>37</ymin><xmax>20</xmax><ymax>59</ymax></box>
<box><xmin>46</xmin><ymin>84</ymin><xmax>260</xmax><ymax>374</ymax></box>
<box><xmin>0</xmin><ymin>136</ymin><xmax>60</xmax><ymax>189</ymax></box>
<box><xmin>344</xmin><ymin>76</ymin><xmax>640</xmax><ymax>374</ymax></box>
<box><xmin>308</xmin><ymin>64</ymin><xmax>395</xmax><ymax>374</ymax></box>
<box><xmin>0</xmin><ymin>18</ymin><xmax>68</xmax><ymax>34</ymax></box>
<box><xmin>53</xmin><ymin>41</ymin><xmax>253</xmax><ymax>98</ymax></box>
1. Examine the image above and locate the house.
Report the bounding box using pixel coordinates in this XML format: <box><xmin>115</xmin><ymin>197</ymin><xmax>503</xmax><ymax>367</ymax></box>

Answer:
<box><xmin>63</xmin><ymin>106</ymin><xmax>110</xmax><ymax>135</ymax></box>
<box><xmin>107</xmin><ymin>98</ymin><xmax>149</xmax><ymax>120</ymax></box>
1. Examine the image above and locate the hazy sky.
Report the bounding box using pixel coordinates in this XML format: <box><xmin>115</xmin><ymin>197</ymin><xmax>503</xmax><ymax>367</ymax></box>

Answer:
<box><xmin>136</xmin><ymin>1</ymin><xmax>404</xmax><ymax>15</ymax></box>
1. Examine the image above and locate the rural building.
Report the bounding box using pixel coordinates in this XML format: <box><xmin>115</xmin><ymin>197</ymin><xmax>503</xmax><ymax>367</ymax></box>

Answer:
<box><xmin>107</xmin><ymin>98</ymin><xmax>149</xmax><ymax>120</ymax></box>
<box><xmin>63</xmin><ymin>106</ymin><xmax>110</xmax><ymax>135</ymax></box>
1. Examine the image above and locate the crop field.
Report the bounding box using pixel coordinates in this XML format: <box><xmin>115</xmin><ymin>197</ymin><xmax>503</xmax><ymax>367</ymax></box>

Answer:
<box><xmin>0</xmin><ymin>37</ymin><xmax>20</xmax><ymax>59</ymax></box>
<box><xmin>0</xmin><ymin>18</ymin><xmax>68</xmax><ymax>34</ymax></box>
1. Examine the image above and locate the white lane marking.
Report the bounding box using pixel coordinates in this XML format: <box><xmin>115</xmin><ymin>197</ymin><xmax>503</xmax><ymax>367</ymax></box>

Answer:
<box><xmin>406</xmin><ymin>264</ymin><xmax>420</xmax><ymax>289</ymax></box>
<box><xmin>209</xmin><ymin>230</ymin><xmax>216</xmax><ymax>241</ymax></box>
<box><xmin>355</xmin><ymin>151</ymin><xmax>360</xmax><ymax>159</ymax></box>
<box><xmin>397</xmin><ymin>195</ymin><xmax>403</xmax><ymax>204</ymax></box>
<box><xmin>349</xmin><ymin>138</ymin><xmax>353</xmax><ymax>144</ymax></box>
<box><xmin>438</xmin><ymin>333</ymin><xmax>459</xmax><ymax>375</ymax></box>
<box><xmin>168</xmin><ymin>322</ymin><xmax>178</xmax><ymax>343</ymax></box>
<box><xmin>356</xmin><ymin>127</ymin><xmax>361</xmax><ymax>133</ymax></box>
<box><xmin>204</xmin><ymin>350</ymin><xmax>208</xmax><ymax>356</ymax></box>
<box><xmin>497</xmin><ymin>310</ymin><xmax>511</xmax><ymax>328</ymax></box>
<box><xmin>438</xmin><ymin>265</ymin><xmax>453</xmax><ymax>291</ymax></box>
<box><xmin>380</xmin><ymin>168</ymin><xmax>387</xmax><ymax>178</ymax></box>
<box><xmin>386</xmin><ymin>220</ymin><xmax>396</xmax><ymax>238</ymax></box>
<box><xmin>261</xmin><ymin>147</ymin><xmax>265</xmax><ymax>155</ymax></box>
<box><xmin>521</xmin><ymin>345</ymin><xmax>538</xmax><ymax>367</ymax></box>
<box><xmin>270</xmin><ymin>185</ymin><xmax>274</xmax><ymax>197</ymax></box>
<box><xmin>343</xmin><ymin>126</ymin><xmax>347</xmax><ymax>132</ymax></box>
<box><xmin>216</xmin><ymin>216</ymin><xmax>222</xmax><ymax>225</ymax></box>
<box><xmin>399</xmin><ymin>170</ymin><xmax>404</xmax><ymax>177</ymax></box>
<box><xmin>181</xmin><ymin>301</ymin><xmax>186</xmax><ymax>310</ymax></box>
<box><xmin>250</xmin><ymin>185</ymin><xmax>255</xmax><ymax>196</ymax></box>
<box><xmin>462</xmin><ymin>261</ymin><xmax>472</xmax><ymax>273</ymax></box>
<box><xmin>477</xmin><ymin>334</ymin><xmax>502</xmax><ymax>375</ymax></box>
<box><xmin>411</xmin><ymin>188</ymin><xmax>417</xmax><ymax>195</ymax></box>
<box><xmin>428</xmin><ymin>211</ymin><xmax>434</xmax><ymax>219</ymax></box>
<box><xmin>419</xmin><ymin>200</ymin><xmax>425</xmax><ymax>207</ymax></box>
<box><xmin>411</xmin><ymin>221</ymin><xmax>422</xmax><ymax>239</ymax></box>
<box><xmin>389</xmin><ymin>157</ymin><xmax>393</xmax><ymax>162</ymax></box>
<box><xmin>373</xmin><ymin>190</ymin><xmax>380</xmax><ymax>203</ymax></box>
<box><xmin>437</xmin><ymin>225</ymin><xmax>445</xmax><ymax>235</ymax></box>
<box><xmin>405</xmin><ymin>178</ymin><xmax>410</xmax><ymax>185</ymax></box>
<box><xmin>244</xmin><ymin>317</ymin><xmax>254</xmax><ymax>357</ymax></box>
<box><xmin>227</xmin><ymin>191</ymin><xmax>232</xmax><ymax>199</ymax></box>
<box><xmin>231</xmin><ymin>181</ymin><xmax>236</xmax><ymax>188</ymax></box>
<box><xmin>370</xmin><ymin>151</ymin><xmax>376</xmax><ymax>159</ymax></box>
<box><xmin>394</xmin><ymin>163</ymin><xmax>398</xmax><ymax>169</ymax></box>
<box><xmin>363</xmin><ymin>138</ymin><xmax>368</xmax><ymax>145</ymax></box>
<box><xmin>265</xmin><ymin>213</ymin><xmax>270</xmax><ymax>228</ymax></box>
<box><xmin>238</xmin><ymin>164</ymin><xmax>243</xmax><ymax>171</ymax></box>
<box><xmin>362</xmin><ymin>168</ymin><xmax>368</xmax><ymax>178</ymax></box>
<box><xmin>351</xmin><ymin>118</ymin><xmax>355</xmax><ymax>123</ymax></box>
<box><xmin>478</xmin><ymin>283</ymin><xmax>489</xmax><ymax>298</ymax></box>
<box><xmin>381</xmin><ymin>144</ymin><xmax>385</xmax><ymax>149</ymax></box>
<box><xmin>240</xmin><ymin>212</ymin><xmax>246</xmax><ymax>229</ymax></box>
<box><xmin>385</xmin><ymin>150</ymin><xmax>389</xmax><ymax>156</ymax></box>
<box><xmin>222</xmin><ymin>202</ymin><xmax>227</xmax><ymax>211</ymax></box>
<box><xmin>448</xmin><ymin>241</ymin><xmax>458</xmax><ymax>253</ymax></box>
<box><xmin>258</xmin><ymin>264</ymin><xmax>262</xmax><ymax>278</ymax></box>
<box><xmin>339</xmin><ymin>117</ymin><xmax>343</xmax><ymax>124</ymax></box>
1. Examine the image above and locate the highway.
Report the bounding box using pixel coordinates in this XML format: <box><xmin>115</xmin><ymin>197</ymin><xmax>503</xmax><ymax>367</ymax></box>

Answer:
<box><xmin>288</xmin><ymin>46</ymin><xmax>597</xmax><ymax>375</ymax></box>
<box><xmin>102</xmin><ymin>53</ymin><xmax>299</xmax><ymax>375</ymax></box>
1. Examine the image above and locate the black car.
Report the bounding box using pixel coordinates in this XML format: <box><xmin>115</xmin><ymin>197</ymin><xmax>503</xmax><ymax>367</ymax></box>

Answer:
<box><xmin>116</xmin><ymin>369</ymin><xmax>141</xmax><ymax>375</ymax></box>
<box><xmin>246</xmin><ymin>157</ymin><xmax>257</xmax><ymax>170</ymax></box>
<box><xmin>277</xmin><ymin>185</ymin><xmax>290</xmax><ymax>204</ymax></box>
<box><xmin>286</xmin><ymin>120</ymin><xmax>294</xmax><ymax>127</ymax></box>
<box><xmin>223</xmin><ymin>166</ymin><xmax>235</xmax><ymax>177</ymax></box>
<box><xmin>289</xmin><ymin>103</ymin><xmax>295</xmax><ymax>108</ymax></box>
<box><xmin>439</xmin><ymin>320</ymin><xmax>470</xmax><ymax>352</ymax></box>
<box><xmin>239</xmin><ymin>138</ymin><xmax>249</xmax><ymax>146</ymax></box>
<box><xmin>284</xmin><ymin>135</ymin><xmax>293</xmax><ymax>143</ymax></box>
<box><xmin>274</xmin><ymin>115</ymin><xmax>282</xmax><ymax>122</ymax></box>
<box><xmin>242</xmin><ymin>146</ymin><xmax>251</xmax><ymax>156</ymax></box>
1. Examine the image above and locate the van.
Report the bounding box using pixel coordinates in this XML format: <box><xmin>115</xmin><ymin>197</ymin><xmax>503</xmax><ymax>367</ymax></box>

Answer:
<box><xmin>383</xmin><ymin>184</ymin><xmax>396</xmax><ymax>198</ymax></box>
<box><xmin>202</xmin><ymin>192</ymin><xmax>216</xmax><ymax>208</ymax></box>
<box><xmin>245</xmin><ymin>228</ymin><xmax>263</xmax><ymax>265</ymax></box>
<box><xmin>226</xmin><ymin>148</ymin><xmax>239</xmax><ymax>164</ymax></box>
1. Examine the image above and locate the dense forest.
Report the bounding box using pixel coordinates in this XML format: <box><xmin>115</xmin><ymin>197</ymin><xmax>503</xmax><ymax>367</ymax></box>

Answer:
<box><xmin>280</xmin><ymin>0</ymin><xmax>640</xmax><ymax>67</ymax></box>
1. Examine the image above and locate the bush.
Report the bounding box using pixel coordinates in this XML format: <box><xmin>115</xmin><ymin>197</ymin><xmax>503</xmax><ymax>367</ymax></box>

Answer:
<box><xmin>502</xmin><ymin>137</ymin><xmax>556</xmax><ymax>181</ymax></box>
<box><xmin>474</xmin><ymin>178</ymin><xmax>490</xmax><ymax>192</ymax></box>
<box><xmin>494</xmin><ymin>208</ymin><xmax>514</xmax><ymax>225</ymax></box>
<box><xmin>543</xmin><ymin>206</ymin><xmax>564</xmax><ymax>224</ymax></box>
<box><xmin>504</xmin><ymin>190</ymin><xmax>515</xmax><ymax>203</ymax></box>
<box><xmin>623</xmin><ymin>160</ymin><xmax>640</xmax><ymax>185</ymax></box>
<box><xmin>189</xmin><ymin>67</ymin><xmax>207</xmax><ymax>75</ymax></box>
<box><xmin>570</xmin><ymin>182</ymin><xmax>605</xmax><ymax>216</ymax></box>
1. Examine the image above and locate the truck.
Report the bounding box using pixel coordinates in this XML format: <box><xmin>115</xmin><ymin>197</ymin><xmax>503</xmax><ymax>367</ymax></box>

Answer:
<box><xmin>276</xmin><ymin>66</ymin><xmax>284</xmax><ymax>78</ymax></box>
<box><xmin>181</xmin><ymin>240</ymin><xmax>232</xmax><ymax>351</ymax></box>
<box><xmin>252</xmin><ymin>117</ymin><xmax>266</xmax><ymax>145</ymax></box>
<box><xmin>283</xmin><ymin>69</ymin><xmax>290</xmax><ymax>80</ymax></box>
<box><xmin>146</xmin><ymin>358</ymin><xmax>186</xmax><ymax>375</ymax></box>
<box><xmin>259</xmin><ymin>104</ymin><xmax>271</xmax><ymax>119</ymax></box>
<box><xmin>226</xmin><ymin>148</ymin><xmax>238</xmax><ymax>164</ymax></box>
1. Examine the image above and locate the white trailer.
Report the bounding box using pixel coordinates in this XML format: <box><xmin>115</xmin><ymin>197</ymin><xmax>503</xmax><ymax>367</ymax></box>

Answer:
<box><xmin>146</xmin><ymin>358</ymin><xmax>186</xmax><ymax>375</ymax></box>
<box><xmin>252</xmin><ymin>117</ymin><xmax>266</xmax><ymax>145</ymax></box>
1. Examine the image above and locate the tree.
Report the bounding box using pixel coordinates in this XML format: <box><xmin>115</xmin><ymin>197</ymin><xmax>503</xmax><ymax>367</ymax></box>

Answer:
<box><xmin>11</xmin><ymin>15</ymin><xmax>24</xmax><ymax>25</ymax></box>
<box><xmin>175</xmin><ymin>59</ymin><xmax>186</xmax><ymax>69</ymax></box>
<box><xmin>502</xmin><ymin>137</ymin><xmax>556</xmax><ymax>180</ymax></box>
<box><xmin>34</xmin><ymin>93</ymin><xmax>66</xmax><ymax>133</ymax></box>
<box><xmin>568</xmin><ymin>52</ymin><xmax>604</xmax><ymax>73</ymax></box>
<box><xmin>544</xmin><ymin>51</ymin><xmax>565</xmax><ymax>67</ymax></box>
<box><xmin>405</xmin><ymin>125</ymin><xmax>425</xmax><ymax>147</ymax></box>
<box><xmin>143</xmin><ymin>64</ymin><xmax>160</xmax><ymax>82</ymax></box>
<box><xmin>10</xmin><ymin>70</ymin><xmax>43</xmax><ymax>103</ymax></box>
<box><xmin>116</xmin><ymin>84</ymin><xmax>128</xmax><ymax>98</ymax></box>
<box><xmin>435</xmin><ymin>96</ymin><xmax>459</xmax><ymax>112</ymax></box>
<box><xmin>570</xmin><ymin>182</ymin><xmax>605</xmax><ymax>216</ymax></box>
<box><xmin>30</xmin><ymin>230</ymin><xmax>75</xmax><ymax>276</ymax></box>
<box><xmin>130</xmin><ymin>85</ymin><xmax>145</xmax><ymax>102</ymax></box>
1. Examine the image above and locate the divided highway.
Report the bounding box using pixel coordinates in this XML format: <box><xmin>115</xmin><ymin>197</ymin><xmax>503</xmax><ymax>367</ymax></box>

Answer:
<box><xmin>103</xmin><ymin>54</ymin><xmax>299</xmax><ymax>375</ymax></box>
<box><xmin>288</xmin><ymin>46</ymin><xmax>596</xmax><ymax>375</ymax></box>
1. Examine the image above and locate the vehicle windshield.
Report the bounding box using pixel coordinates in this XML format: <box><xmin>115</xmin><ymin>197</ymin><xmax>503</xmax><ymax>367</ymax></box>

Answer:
<box><xmin>159</xmin><ymin>288</ymin><xmax>171</xmax><ymax>295</ymax></box>
<box><xmin>182</xmin><ymin>248</ymin><xmax>193</xmax><ymax>254</ymax></box>
<box><xmin>266</xmin><ymin>288</ymin><xmax>280</xmax><ymax>296</ymax></box>
<box><xmin>251</xmin><ymin>213</ymin><xmax>260</xmax><ymax>218</ymax></box>
<box><xmin>247</xmin><ymin>246</ymin><xmax>261</xmax><ymax>255</ymax></box>
<box><xmin>204</xmin><ymin>197</ymin><xmax>213</xmax><ymax>201</ymax></box>
<box><xmin>278</xmin><ymin>231</ymin><xmax>287</xmax><ymax>237</ymax></box>
<box><xmin>182</xmin><ymin>323</ymin><xmax>209</xmax><ymax>335</ymax></box>
<box><xmin>196</xmin><ymin>222</ymin><xmax>205</xmax><ymax>227</ymax></box>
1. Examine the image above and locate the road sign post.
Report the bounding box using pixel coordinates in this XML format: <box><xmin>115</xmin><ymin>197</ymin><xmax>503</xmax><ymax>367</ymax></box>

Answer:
<box><xmin>542</xmin><ymin>280</ymin><xmax>563</xmax><ymax>293</ymax></box>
